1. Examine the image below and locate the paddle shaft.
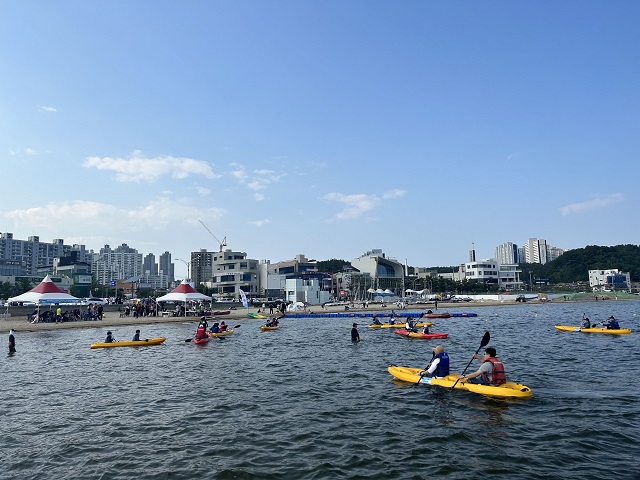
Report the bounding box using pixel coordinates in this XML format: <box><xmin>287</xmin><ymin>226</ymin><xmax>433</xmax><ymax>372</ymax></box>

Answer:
<box><xmin>451</xmin><ymin>331</ymin><xmax>490</xmax><ymax>389</ymax></box>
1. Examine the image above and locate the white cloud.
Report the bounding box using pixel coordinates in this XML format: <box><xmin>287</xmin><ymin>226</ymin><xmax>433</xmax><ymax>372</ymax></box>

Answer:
<box><xmin>230</xmin><ymin>163</ymin><xmax>248</xmax><ymax>182</ymax></box>
<box><xmin>248</xmin><ymin>219</ymin><xmax>271</xmax><ymax>227</ymax></box>
<box><xmin>3</xmin><ymin>198</ymin><xmax>226</xmax><ymax>235</ymax></box>
<box><xmin>323</xmin><ymin>189</ymin><xmax>406</xmax><ymax>221</ymax></box>
<box><xmin>9</xmin><ymin>147</ymin><xmax>38</xmax><ymax>156</ymax></box>
<box><xmin>559</xmin><ymin>193</ymin><xmax>624</xmax><ymax>216</ymax></box>
<box><xmin>230</xmin><ymin>163</ymin><xmax>286</xmax><ymax>193</ymax></box>
<box><xmin>196</xmin><ymin>186</ymin><xmax>211</xmax><ymax>196</ymax></box>
<box><xmin>253</xmin><ymin>193</ymin><xmax>265</xmax><ymax>201</ymax></box>
<box><xmin>382</xmin><ymin>189</ymin><xmax>406</xmax><ymax>199</ymax></box>
<box><xmin>83</xmin><ymin>150</ymin><xmax>220</xmax><ymax>183</ymax></box>
<box><xmin>38</xmin><ymin>106</ymin><xmax>57</xmax><ymax>113</ymax></box>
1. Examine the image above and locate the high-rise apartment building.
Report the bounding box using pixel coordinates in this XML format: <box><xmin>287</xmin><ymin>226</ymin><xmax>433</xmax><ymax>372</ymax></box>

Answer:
<box><xmin>495</xmin><ymin>242</ymin><xmax>519</xmax><ymax>265</ymax></box>
<box><xmin>0</xmin><ymin>232</ymin><xmax>91</xmax><ymax>275</ymax></box>
<box><xmin>159</xmin><ymin>251</ymin><xmax>174</xmax><ymax>283</ymax></box>
<box><xmin>92</xmin><ymin>243</ymin><xmax>143</xmax><ymax>285</ymax></box>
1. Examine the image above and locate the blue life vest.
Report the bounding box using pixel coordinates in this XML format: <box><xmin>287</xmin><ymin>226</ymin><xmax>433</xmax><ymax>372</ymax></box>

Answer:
<box><xmin>434</xmin><ymin>352</ymin><xmax>450</xmax><ymax>377</ymax></box>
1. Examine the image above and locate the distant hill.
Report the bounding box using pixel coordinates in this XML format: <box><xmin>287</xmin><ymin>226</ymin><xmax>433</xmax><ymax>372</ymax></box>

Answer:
<box><xmin>521</xmin><ymin>244</ymin><xmax>640</xmax><ymax>283</ymax></box>
<box><xmin>315</xmin><ymin>245</ymin><xmax>640</xmax><ymax>285</ymax></box>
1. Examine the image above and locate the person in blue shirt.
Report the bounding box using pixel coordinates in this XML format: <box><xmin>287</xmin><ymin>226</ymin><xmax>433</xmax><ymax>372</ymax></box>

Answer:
<box><xmin>132</xmin><ymin>329</ymin><xmax>141</xmax><ymax>341</ymax></box>
<box><xmin>105</xmin><ymin>331</ymin><xmax>115</xmax><ymax>343</ymax></box>
<box><xmin>604</xmin><ymin>316</ymin><xmax>620</xmax><ymax>330</ymax></box>
<box><xmin>210</xmin><ymin>322</ymin><xmax>220</xmax><ymax>333</ymax></box>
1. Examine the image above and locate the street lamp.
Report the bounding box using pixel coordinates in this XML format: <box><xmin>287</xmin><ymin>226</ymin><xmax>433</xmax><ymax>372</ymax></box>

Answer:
<box><xmin>176</xmin><ymin>259</ymin><xmax>191</xmax><ymax>282</ymax></box>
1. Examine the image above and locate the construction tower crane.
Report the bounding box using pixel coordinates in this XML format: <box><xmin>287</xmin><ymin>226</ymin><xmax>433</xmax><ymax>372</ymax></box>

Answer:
<box><xmin>199</xmin><ymin>220</ymin><xmax>227</xmax><ymax>252</ymax></box>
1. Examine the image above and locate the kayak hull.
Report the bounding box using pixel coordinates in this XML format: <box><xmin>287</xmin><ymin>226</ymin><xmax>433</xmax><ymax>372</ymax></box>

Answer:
<box><xmin>90</xmin><ymin>337</ymin><xmax>167</xmax><ymax>349</ymax></box>
<box><xmin>261</xmin><ymin>325</ymin><xmax>280</xmax><ymax>331</ymax></box>
<box><xmin>393</xmin><ymin>330</ymin><xmax>448</xmax><ymax>339</ymax></box>
<box><xmin>369</xmin><ymin>322</ymin><xmax>432</xmax><ymax>329</ymax></box>
<box><xmin>555</xmin><ymin>325</ymin><xmax>631</xmax><ymax>335</ymax></box>
<box><xmin>387</xmin><ymin>366</ymin><xmax>532</xmax><ymax>398</ymax></box>
<box><xmin>209</xmin><ymin>329</ymin><xmax>234</xmax><ymax>337</ymax></box>
<box><xmin>248</xmin><ymin>313</ymin><xmax>266</xmax><ymax>319</ymax></box>
<box><xmin>193</xmin><ymin>336</ymin><xmax>210</xmax><ymax>344</ymax></box>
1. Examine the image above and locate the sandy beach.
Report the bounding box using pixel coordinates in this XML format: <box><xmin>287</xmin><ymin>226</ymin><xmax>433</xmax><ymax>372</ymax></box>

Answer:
<box><xmin>0</xmin><ymin>300</ymin><xmax>520</xmax><ymax>334</ymax></box>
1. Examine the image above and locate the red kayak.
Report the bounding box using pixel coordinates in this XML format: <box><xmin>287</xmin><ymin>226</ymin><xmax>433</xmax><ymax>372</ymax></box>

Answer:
<box><xmin>423</xmin><ymin>312</ymin><xmax>451</xmax><ymax>319</ymax></box>
<box><xmin>394</xmin><ymin>329</ymin><xmax>449</xmax><ymax>339</ymax></box>
<box><xmin>193</xmin><ymin>336</ymin><xmax>210</xmax><ymax>345</ymax></box>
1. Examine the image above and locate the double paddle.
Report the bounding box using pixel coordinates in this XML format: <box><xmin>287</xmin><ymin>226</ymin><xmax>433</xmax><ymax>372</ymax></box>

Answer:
<box><xmin>450</xmin><ymin>331</ymin><xmax>490</xmax><ymax>389</ymax></box>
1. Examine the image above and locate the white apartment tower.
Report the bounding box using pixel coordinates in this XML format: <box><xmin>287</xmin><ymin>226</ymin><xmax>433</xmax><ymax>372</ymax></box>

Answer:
<box><xmin>496</xmin><ymin>242</ymin><xmax>519</xmax><ymax>265</ymax></box>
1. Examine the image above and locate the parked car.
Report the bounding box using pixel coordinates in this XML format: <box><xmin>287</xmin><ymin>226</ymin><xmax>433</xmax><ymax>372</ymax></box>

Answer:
<box><xmin>82</xmin><ymin>297</ymin><xmax>107</xmax><ymax>305</ymax></box>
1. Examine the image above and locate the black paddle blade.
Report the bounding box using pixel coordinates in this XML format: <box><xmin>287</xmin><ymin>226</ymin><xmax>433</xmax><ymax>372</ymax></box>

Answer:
<box><xmin>185</xmin><ymin>338</ymin><xmax>193</xmax><ymax>342</ymax></box>
<box><xmin>480</xmin><ymin>331</ymin><xmax>490</xmax><ymax>348</ymax></box>
<box><xmin>233</xmin><ymin>325</ymin><xmax>241</xmax><ymax>328</ymax></box>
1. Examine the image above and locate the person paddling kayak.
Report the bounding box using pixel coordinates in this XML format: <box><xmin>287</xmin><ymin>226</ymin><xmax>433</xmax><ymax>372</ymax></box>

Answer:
<box><xmin>420</xmin><ymin>345</ymin><xmax>449</xmax><ymax>378</ymax></box>
<box><xmin>459</xmin><ymin>346</ymin><xmax>506</xmax><ymax>385</ymax></box>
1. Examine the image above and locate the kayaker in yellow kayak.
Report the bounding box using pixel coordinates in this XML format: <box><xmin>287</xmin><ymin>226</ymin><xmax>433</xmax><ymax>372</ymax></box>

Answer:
<box><xmin>459</xmin><ymin>347</ymin><xmax>506</xmax><ymax>385</ymax></box>
<box><xmin>132</xmin><ymin>329</ymin><xmax>141</xmax><ymax>341</ymax></box>
<box><xmin>419</xmin><ymin>345</ymin><xmax>450</xmax><ymax>378</ymax></box>
<box><xmin>603</xmin><ymin>316</ymin><xmax>620</xmax><ymax>330</ymax></box>
<box><xmin>105</xmin><ymin>331</ymin><xmax>115</xmax><ymax>343</ymax></box>
<box><xmin>581</xmin><ymin>315</ymin><xmax>591</xmax><ymax>329</ymax></box>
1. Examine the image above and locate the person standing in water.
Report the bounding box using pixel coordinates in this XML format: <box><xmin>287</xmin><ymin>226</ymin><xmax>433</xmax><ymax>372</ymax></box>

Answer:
<box><xmin>8</xmin><ymin>329</ymin><xmax>16</xmax><ymax>353</ymax></box>
<box><xmin>351</xmin><ymin>323</ymin><xmax>360</xmax><ymax>343</ymax></box>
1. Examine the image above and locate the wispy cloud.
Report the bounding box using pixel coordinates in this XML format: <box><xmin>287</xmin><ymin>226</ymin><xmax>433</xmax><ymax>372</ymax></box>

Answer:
<box><xmin>38</xmin><ymin>106</ymin><xmax>57</xmax><ymax>113</ymax></box>
<box><xmin>230</xmin><ymin>163</ymin><xmax>286</xmax><ymax>195</ymax></box>
<box><xmin>3</xmin><ymin>198</ymin><xmax>226</xmax><ymax>233</ymax></box>
<box><xmin>83</xmin><ymin>150</ymin><xmax>220</xmax><ymax>183</ymax></box>
<box><xmin>248</xmin><ymin>219</ymin><xmax>271</xmax><ymax>227</ymax></box>
<box><xmin>9</xmin><ymin>147</ymin><xmax>38</xmax><ymax>156</ymax></box>
<box><xmin>559</xmin><ymin>193</ymin><xmax>623</xmax><ymax>216</ymax></box>
<box><xmin>322</xmin><ymin>189</ymin><xmax>406</xmax><ymax>221</ymax></box>
<box><xmin>253</xmin><ymin>193</ymin><xmax>265</xmax><ymax>201</ymax></box>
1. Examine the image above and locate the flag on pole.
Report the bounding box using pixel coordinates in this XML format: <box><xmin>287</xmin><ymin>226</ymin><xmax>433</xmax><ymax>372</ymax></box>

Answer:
<box><xmin>239</xmin><ymin>289</ymin><xmax>248</xmax><ymax>309</ymax></box>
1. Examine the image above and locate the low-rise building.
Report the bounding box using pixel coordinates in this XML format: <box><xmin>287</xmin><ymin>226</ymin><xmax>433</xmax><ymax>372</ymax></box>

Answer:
<box><xmin>588</xmin><ymin>269</ymin><xmax>631</xmax><ymax>292</ymax></box>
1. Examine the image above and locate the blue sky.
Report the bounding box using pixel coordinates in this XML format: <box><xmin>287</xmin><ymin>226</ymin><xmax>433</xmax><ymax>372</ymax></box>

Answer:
<box><xmin>1</xmin><ymin>1</ymin><xmax>638</xmax><ymax>279</ymax></box>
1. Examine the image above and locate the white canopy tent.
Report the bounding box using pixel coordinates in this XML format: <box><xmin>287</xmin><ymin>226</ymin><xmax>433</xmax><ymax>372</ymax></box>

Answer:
<box><xmin>155</xmin><ymin>280</ymin><xmax>212</xmax><ymax>317</ymax></box>
<box><xmin>7</xmin><ymin>275</ymin><xmax>81</xmax><ymax>306</ymax></box>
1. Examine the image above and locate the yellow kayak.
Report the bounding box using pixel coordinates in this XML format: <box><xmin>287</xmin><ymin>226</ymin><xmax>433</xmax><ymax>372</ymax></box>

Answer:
<box><xmin>209</xmin><ymin>329</ymin><xmax>234</xmax><ymax>337</ymax></box>
<box><xmin>261</xmin><ymin>325</ymin><xmax>280</xmax><ymax>331</ymax></box>
<box><xmin>369</xmin><ymin>322</ymin><xmax>432</xmax><ymax>329</ymax></box>
<box><xmin>248</xmin><ymin>313</ymin><xmax>266</xmax><ymax>319</ymax></box>
<box><xmin>555</xmin><ymin>325</ymin><xmax>631</xmax><ymax>335</ymax></box>
<box><xmin>387</xmin><ymin>366</ymin><xmax>532</xmax><ymax>399</ymax></box>
<box><xmin>90</xmin><ymin>337</ymin><xmax>167</xmax><ymax>349</ymax></box>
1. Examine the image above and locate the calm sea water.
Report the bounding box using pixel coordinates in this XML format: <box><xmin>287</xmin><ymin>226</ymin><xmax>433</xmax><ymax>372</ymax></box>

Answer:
<box><xmin>2</xmin><ymin>301</ymin><xmax>639</xmax><ymax>479</ymax></box>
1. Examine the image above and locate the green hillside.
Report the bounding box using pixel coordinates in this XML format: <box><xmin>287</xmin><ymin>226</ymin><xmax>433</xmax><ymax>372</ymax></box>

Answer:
<box><xmin>521</xmin><ymin>244</ymin><xmax>640</xmax><ymax>283</ymax></box>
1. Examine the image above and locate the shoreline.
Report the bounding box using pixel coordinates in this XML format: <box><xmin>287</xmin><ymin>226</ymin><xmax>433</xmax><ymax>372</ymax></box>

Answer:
<box><xmin>1</xmin><ymin>297</ymin><xmax>625</xmax><ymax>334</ymax></box>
